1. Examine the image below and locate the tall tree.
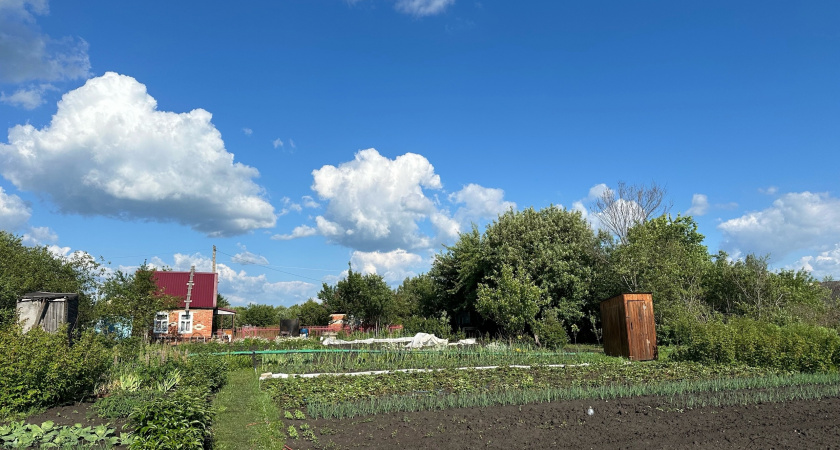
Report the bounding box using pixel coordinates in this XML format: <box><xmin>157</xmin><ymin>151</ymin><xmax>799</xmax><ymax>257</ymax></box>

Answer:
<box><xmin>98</xmin><ymin>264</ymin><xmax>178</xmax><ymax>340</ymax></box>
<box><xmin>476</xmin><ymin>264</ymin><xmax>547</xmax><ymax>336</ymax></box>
<box><xmin>591</xmin><ymin>181</ymin><xmax>671</xmax><ymax>244</ymax></box>
<box><xmin>0</xmin><ymin>231</ymin><xmax>103</xmax><ymax>327</ymax></box>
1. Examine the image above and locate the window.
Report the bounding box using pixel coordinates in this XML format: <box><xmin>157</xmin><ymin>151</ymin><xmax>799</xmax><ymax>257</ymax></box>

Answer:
<box><xmin>154</xmin><ymin>312</ymin><xmax>168</xmax><ymax>334</ymax></box>
<box><xmin>178</xmin><ymin>312</ymin><xmax>193</xmax><ymax>334</ymax></box>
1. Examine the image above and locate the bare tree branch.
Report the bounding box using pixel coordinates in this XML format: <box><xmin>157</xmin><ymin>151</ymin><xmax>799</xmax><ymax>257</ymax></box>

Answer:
<box><xmin>591</xmin><ymin>181</ymin><xmax>671</xmax><ymax>244</ymax></box>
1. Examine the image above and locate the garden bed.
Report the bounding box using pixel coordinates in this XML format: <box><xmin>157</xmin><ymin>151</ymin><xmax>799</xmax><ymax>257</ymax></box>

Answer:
<box><xmin>293</xmin><ymin>394</ymin><xmax>840</xmax><ymax>449</ymax></box>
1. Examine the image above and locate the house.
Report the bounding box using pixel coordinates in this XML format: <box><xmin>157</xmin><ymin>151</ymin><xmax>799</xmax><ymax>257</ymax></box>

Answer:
<box><xmin>152</xmin><ymin>268</ymin><xmax>235</xmax><ymax>340</ymax></box>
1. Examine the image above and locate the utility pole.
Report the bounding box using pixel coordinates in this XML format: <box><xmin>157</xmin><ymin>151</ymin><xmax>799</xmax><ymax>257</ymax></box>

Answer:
<box><xmin>212</xmin><ymin>245</ymin><xmax>217</xmax><ymax>275</ymax></box>
<box><xmin>185</xmin><ymin>265</ymin><xmax>195</xmax><ymax>312</ymax></box>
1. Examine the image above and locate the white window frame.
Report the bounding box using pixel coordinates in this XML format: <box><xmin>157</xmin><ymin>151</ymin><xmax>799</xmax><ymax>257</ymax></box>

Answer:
<box><xmin>178</xmin><ymin>311</ymin><xmax>193</xmax><ymax>334</ymax></box>
<box><xmin>154</xmin><ymin>312</ymin><xmax>169</xmax><ymax>334</ymax></box>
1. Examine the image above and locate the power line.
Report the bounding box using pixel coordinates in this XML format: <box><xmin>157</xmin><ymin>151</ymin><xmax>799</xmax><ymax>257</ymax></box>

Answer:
<box><xmin>216</xmin><ymin>249</ymin><xmax>337</xmax><ymax>283</ymax></box>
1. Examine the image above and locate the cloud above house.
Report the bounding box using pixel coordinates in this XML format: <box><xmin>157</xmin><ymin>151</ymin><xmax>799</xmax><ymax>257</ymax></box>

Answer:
<box><xmin>0</xmin><ymin>72</ymin><xmax>277</xmax><ymax>236</ymax></box>
<box><xmin>144</xmin><ymin>252</ymin><xmax>319</xmax><ymax>306</ymax></box>
<box><xmin>793</xmin><ymin>245</ymin><xmax>840</xmax><ymax>280</ymax></box>
<box><xmin>686</xmin><ymin>194</ymin><xmax>709</xmax><ymax>216</ymax></box>
<box><xmin>719</xmin><ymin>191</ymin><xmax>840</xmax><ymax>262</ymax></box>
<box><xmin>0</xmin><ymin>186</ymin><xmax>31</xmax><ymax>231</ymax></box>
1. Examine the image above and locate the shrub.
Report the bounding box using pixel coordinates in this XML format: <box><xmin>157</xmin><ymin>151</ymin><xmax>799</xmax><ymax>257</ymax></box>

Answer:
<box><xmin>183</xmin><ymin>354</ymin><xmax>229</xmax><ymax>393</ymax></box>
<box><xmin>0</xmin><ymin>325</ymin><xmax>111</xmax><ymax>415</ymax></box>
<box><xmin>672</xmin><ymin>317</ymin><xmax>840</xmax><ymax>372</ymax></box>
<box><xmin>533</xmin><ymin>315</ymin><xmax>568</xmax><ymax>350</ymax></box>
<box><xmin>93</xmin><ymin>390</ymin><xmax>165</xmax><ymax>419</ymax></box>
<box><xmin>403</xmin><ymin>312</ymin><xmax>452</xmax><ymax>339</ymax></box>
<box><xmin>129</xmin><ymin>387</ymin><xmax>214</xmax><ymax>450</ymax></box>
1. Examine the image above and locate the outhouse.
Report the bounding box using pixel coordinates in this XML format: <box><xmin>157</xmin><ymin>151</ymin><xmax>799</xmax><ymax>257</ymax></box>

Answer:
<box><xmin>600</xmin><ymin>293</ymin><xmax>657</xmax><ymax>361</ymax></box>
<box><xmin>17</xmin><ymin>292</ymin><xmax>80</xmax><ymax>337</ymax></box>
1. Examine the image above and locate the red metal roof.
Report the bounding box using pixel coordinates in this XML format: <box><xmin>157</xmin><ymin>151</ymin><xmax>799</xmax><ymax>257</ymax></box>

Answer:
<box><xmin>152</xmin><ymin>271</ymin><xmax>218</xmax><ymax>309</ymax></box>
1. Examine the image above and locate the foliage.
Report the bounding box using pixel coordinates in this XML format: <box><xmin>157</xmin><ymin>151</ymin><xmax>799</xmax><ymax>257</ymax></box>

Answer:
<box><xmin>239</xmin><ymin>303</ymin><xmax>278</xmax><ymax>327</ymax></box>
<box><xmin>0</xmin><ymin>325</ymin><xmax>111</xmax><ymax>416</ymax></box>
<box><xmin>0</xmin><ymin>231</ymin><xmax>103</xmax><ymax>327</ymax></box>
<box><xmin>393</xmin><ymin>274</ymin><xmax>435</xmax><ymax>321</ymax></box>
<box><xmin>532</xmin><ymin>311</ymin><xmax>569</xmax><ymax>350</ymax></box>
<box><xmin>403</xmin><ymin>312</ymin><xmax>452</xmax><ymax>339</ymax></box>
<box><xmin>0</xmin><ymin>420</ymin><xmax>134</xmax><ymax>448</ymax></box>
<box><xmin>97</xmin><ymin>264</ymin><xmax>179</xmax><ymax>340</ymax></box>
<box><xmin>609</xmin><ymin>215</ymin><xmax>711</xmax><ymax>342</ymax></box>
<box><xmin>93</xmin><ymin>390</ymin><xmax>165</xmax><ymax>419</ymax></box>
<box><xmin>672</xmin><ymin>317</ymin><xmax>840</xmax><ymax>372</ymax></box>
<box><xmin>476</xmin><ymin>264</ymin><xmax>547</xmax><ymax>336</ymax></box>
<box><xmin>296</xmin><ymin>299</ymin><xmax>331</xmax><ymax>326</ymax></box>
<box><xmin>319</xmin><ymin>265</ymin><xmax>397</xmax><ymax>328</ymax></box>
<box><xmin>129</xmin><ymin>387</ymin><xmax>214</xmax><ymax>450</ymax></box>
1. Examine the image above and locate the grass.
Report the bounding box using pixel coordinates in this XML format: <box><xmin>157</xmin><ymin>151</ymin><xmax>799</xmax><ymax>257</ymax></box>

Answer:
<box><xmin>213</xmin><ymin>369</ymin><xmax>286</xmax><ymax>450</ymax></box>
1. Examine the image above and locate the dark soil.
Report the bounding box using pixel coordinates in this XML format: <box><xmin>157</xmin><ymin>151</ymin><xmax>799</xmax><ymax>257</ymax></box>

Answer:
<box><xmin>24</xmin><ymin>400</ymin><xmax>129</xmax><ymax>432</ymax></box>
<box><xmin>297</xmin><ymin>395</ymin><xmax>840</xmax><ymax>449</ymax></box>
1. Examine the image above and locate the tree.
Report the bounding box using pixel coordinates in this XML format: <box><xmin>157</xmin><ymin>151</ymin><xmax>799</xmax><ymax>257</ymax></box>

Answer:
<box><xmin>318</xmin><ymin>265</ymin><xmax>396</xmax><ymax>328</ymax></box>
<box><xmin>591</xmin><ymin>181</ymin><xmax>671</xmax><ymax>244</ymax></box>
<box><xmin>393</xmin><ymin>274</ymin><xmax>436</xmax><ymax>322</ymax></box>
<box><xmin>0</xmin><ymin>231</ymin><xmax>103</xmax><ymax>327</ymax></box>
<box><xmin>240</xmin><ymin>303</ymin><xmax>277</xmax><ymax>327</ymax></box>
<box><xmin>98</xmin><ymin>264</ymin><xmax>178</xmax><ymax>340</ymax></box>
<box><xmin>297</xmin><ymin>299</ymin><xmax>331</xmax><ymax>326</ymax></box>
<box><xmin>476</xmin><ymin>264</ymin><xmax>547</xmax><ymax>336</ymax></box>
<box><xmin>608</xmin><ymin>215</ymin><xmax>711</xmax><ymax>341</ymax></box>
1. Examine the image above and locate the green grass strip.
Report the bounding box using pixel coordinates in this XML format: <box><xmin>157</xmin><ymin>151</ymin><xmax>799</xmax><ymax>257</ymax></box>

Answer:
<box><xmin>213</xmin><ymin>369</ymin><xmax>286</xmax><ymax>450</ymax></box>
<box><xmin>306</xmin><ymin>372</ymin><xmax>840</xmax><ymax>419</ymax></box>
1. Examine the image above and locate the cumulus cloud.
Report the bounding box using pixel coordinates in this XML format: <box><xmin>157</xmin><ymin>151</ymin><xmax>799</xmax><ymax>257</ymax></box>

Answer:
<box><xmin>686</xmin><ymin>194</ymin><xmax>709</xmax><ymax>216</ymax></box>
<box><xmin>233</xmin><ymin>244</ymin><xmax>269</xmax><ymax>266</ymax></box>
<box><xmin>311</xmin><ymin>148</ymin><xmax>442</xmax><ymax>251</ymax></box>
<box><xmin>278</xmin><ymin>197</ymin><xmax>302</xmax><ymax>216</ymax></box>
<box><xmin>302</xmin><ymin>195</ymin><xmax>320</xmax><ymax>209</ymax></box>
<box><xmin>271</xmin><ymin>225</ymin><xmax>318</xmax><ymax>241</ymax></box>
<box><xmin>272</xmin><ymin>138</ymin><xmax>283</xmax><ymax>149</ymax></box>
<box><xmin>0</xmin><ymin>83</ymin><xmax>55</xmax><ymax>109</ymax></box>
<box><xmin>21</xmin><ymin>225</ymin><xmax>57</xmax><ymax>246</ymax></box>
<box><xmin>449</xmin><ymin>183</ymin><xmax>515</xmax><ymax>223</ymax></box>
<box><xmin>792</xmin><ymin>245</ymin><xmax>840</xmax><ymax>280</ymax></box>
<box><xmin>351</xmin><ymin>249</ymin><xmax>424</xmax><ymax>283</ymax></box>
<box><xmin>0</xmin><ymin>0</ymin><xmax>90</xmax><ymax>84</ymax></box>
<box><xmin>395</xmin><ymin>0</ymin><xmax>455</xmax><ymax>16</ymax></box>
<box><xmin>147</xmin><ymin>252</ymin><xmax>318</xmax><ymax>306</ymax></box>
<box><xmin>719</xmin><ymin>191</ymin><xmax>840</xmax><ymax>260</ymax></box>
<box><xmin>572</xmin><ymin>183</ymin><xmax>609</xmax><ymax>229</ymax></box>
<box><xmin>0</xmin><ymin>72</ymin><xmax>276</xmax><ymax>236</ymax></box>
<box><xmin>0</xmin><ymin>186</ymin><xmax>31</xmax><ymax>230</ymax></box>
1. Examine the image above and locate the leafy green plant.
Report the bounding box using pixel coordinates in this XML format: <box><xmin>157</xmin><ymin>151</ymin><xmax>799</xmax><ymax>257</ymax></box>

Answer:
<box><xmin>287</xmin><ymin>425</ymin><xmax>298</xmax><ymax>439</ymax></box>
<box><xmin>0</xmin><ymin>420</ymin><xmax>133</xmax><ymax>448</ymax></box>
<box><xmin>129</xmin><ymin>388</ymin><xmax>214</xmax><ymax>450</ymax></box>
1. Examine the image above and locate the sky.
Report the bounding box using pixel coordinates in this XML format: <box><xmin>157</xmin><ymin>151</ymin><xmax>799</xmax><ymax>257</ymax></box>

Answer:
<box><xmin>0</xmin><ymin>0</ymin><xmax>838</xmax><ymax>306</ymax></box>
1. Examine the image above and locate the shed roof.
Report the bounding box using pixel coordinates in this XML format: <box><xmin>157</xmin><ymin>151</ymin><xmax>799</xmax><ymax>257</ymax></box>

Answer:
<box><xmin>152</xmin><ymin>271</ymin><xmax>218</xmax><ymax>309</ymax></box>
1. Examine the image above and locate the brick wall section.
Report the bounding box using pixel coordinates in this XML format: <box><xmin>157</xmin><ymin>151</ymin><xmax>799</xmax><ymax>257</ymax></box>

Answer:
<box><xmin>160</xmin><ymin>309</ymin><xmax>214</xmax><ymax>339</ymax></box>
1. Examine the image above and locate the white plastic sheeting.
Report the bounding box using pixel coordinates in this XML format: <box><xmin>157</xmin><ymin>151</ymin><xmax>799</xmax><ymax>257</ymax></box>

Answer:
<box><xmin>259</xmin><ymin>363</ymin><xmax>590</xmax><ymax>380</ymax></box>
<box><xmin>320</xmin><ymin>332</ymin><xmax>476</xmax><ymax>348</ymax></box>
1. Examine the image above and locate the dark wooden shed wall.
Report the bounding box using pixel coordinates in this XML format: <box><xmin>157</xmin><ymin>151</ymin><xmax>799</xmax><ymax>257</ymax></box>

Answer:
<box><xmin>600</xmin><ymin>293</ymin><xmax>657</xmax><ymax>361</ymax></box>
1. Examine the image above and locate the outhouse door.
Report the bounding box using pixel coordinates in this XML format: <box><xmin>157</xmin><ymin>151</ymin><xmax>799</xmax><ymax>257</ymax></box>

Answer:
<box><xmin>625</xmin><ymin>300</ymin><xmax>655</xmax><ymax>361</ymax></box>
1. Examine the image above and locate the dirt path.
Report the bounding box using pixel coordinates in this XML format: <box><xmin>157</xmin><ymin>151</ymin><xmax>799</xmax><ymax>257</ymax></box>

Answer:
<box><xmin>298</xmin><ymin>395</ymin><xmax>840</xmax><ymax>449</ymax></box>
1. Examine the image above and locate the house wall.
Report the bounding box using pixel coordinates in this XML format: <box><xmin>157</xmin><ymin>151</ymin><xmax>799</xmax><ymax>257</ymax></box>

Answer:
<box><xmin>158</xmin><ymin>309</ymin><xmax>214</xmax><ymax>339</ymax></box>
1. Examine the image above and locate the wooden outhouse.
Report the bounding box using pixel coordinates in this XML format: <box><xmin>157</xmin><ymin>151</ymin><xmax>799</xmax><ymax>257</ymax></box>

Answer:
<box><xmin>600</xmin><ymin>293</ymin><xmax>657</xmax><ymax>361</ymax></box>
<box><xmin>17</xmin><ymin>292</ymin><xmax>80</xmax><ymax>338</ymax></box>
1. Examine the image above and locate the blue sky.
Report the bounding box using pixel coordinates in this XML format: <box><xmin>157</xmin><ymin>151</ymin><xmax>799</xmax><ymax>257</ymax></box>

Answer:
<box><xmin>1</xmin><ymin>0</ymin><xmax>838</xmax><ymax>306</ymax></box>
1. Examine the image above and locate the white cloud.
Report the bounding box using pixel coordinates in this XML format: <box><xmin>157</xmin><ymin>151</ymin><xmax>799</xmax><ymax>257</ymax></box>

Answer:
<box><xmin>272</xmin><ymin>138</ymin><xmax>283</xmax><ymax>149</ymax></box>
<box><xmin>351</xmin><ymin>249</ymin><xmax>424</xmax><ymax>284</ymax></box>
<box><xmin>686</xmin><ymin>194</ymin><xmax>709</xmax><ymax>216</ymax></box>
<box><xmin>759</xmin><ymin>186</ymin><xmax>778</xmax><ymax>195</ymax></box>
<box><xmin>0</xmin><ymin>83</ymin><xmax>55</xmax><ymax>109</ymax></box>
<box><xmin>271</xmin><ymin>225</ymin><xmax>318</xmax><ymax>241</ymax></box>
<box><xmin>233</xmin><ymin>244</ymin><xmax>269</xmax><ymax>266</ymax></box>
<box><xmin>793</xmin><ymin>244</ymin><xmax>840</xmax><ymax>280</ymax></box>
<box><xmin>301</xmin><ymin>195</ymin><xmax>320</xmax><ymax>209</ymax></box>
<box><xmin>243</xmin><ymin>128</ymin><xmax>253</xmax><ymax>136</ymax></box>
<box><xmin>719</xmin><ymin>191</ymin><xmax>840</xmax><ymax>260</ymax></box>
<box><xmin>278</xmin><ymin>197</ymin><xmax>302</xmax><ymax>216</ymax></box>
<box><xmin>148</xmin><ymin>252</ymin><xmax>318</xmax><ymax>306</ymax></box>
<box><xmin>21</xmin><ymin>225</ymin><xmax>57</xmax><ymax>246</ymax></box>
<box><xmin>311</xmin><ymin>148</ymin><xmax>442</xmax><ymax>251</ymax></box>
<box><xmin>572</xmin><ymin>183</ymin><xmax>609</xmax><ymax>229</ymax></box>
<box><xmin>289</xmin><ymin>139</ymin><xmax>296</xmax><ymax>149</ymax></box>
<box><xmin>0</xmin><ymin>0</ymin><xmax>90</xmax><ymax>84</ymax></box>
<box><xmin>0</xmin><ymin>186</ymin><xmax>31</xmax><ymax>230</ymax></box>
<box><xmin>395</xmin><ymin>0</ymin><xmax>455</xmax><ymax>16</ymax></box>
<box><xmin>449</xmin><ymin>183</ymin><xmax>515</xmax><ymax>223</ymax></box>
<box><xmin>0</xmin><ymin>72</ymin><xmax>276</xmax><ymax>236</ymax></box>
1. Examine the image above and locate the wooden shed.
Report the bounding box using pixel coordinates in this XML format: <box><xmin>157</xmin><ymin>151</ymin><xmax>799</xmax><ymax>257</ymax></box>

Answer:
<box><xmin>600</xmin><ymin>293</ymin><xmax>657</xmax><ymax>361</ymax></box>
<box><xmin>17</xmin><ymin>292</ymin><xmax>80</xmax><ymax>338</ymax></box>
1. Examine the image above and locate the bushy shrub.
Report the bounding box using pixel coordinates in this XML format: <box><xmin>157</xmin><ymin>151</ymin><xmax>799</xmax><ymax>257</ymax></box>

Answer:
<box><xmin>403</xmin><ymin>312</ymin><xmax>452</xmax><ymax>339</ymax></box>
<box><xmin>672</xmin><ymin>317</ymin><xmax>840</xmax><ymax>372</ymax></box>
<box><xmin>93</xmin><ymin>390</ymin><xmax>165</xmax><ymax>419</ymax></box>
<box><xmin>532</xmin><ymin>315</ymin><xmax>569</xmax><ymax>350</ymax></box>
<box><xmin>0</xmin><ymin>325</ymin><xmax>111</xmax><ymax>415</ymax></box>
<box><xmin>183</xmin><ymin>354</ymin><xmax>229</xmax><ymax>393</ymax></box>
<box><xmin>129</xmin><ymin>387</ymin><xmax>214</xmax><ymax>450</ymax></box>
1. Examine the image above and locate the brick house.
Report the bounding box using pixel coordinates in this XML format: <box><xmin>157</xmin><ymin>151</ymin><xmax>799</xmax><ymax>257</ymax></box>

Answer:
<box><xmin>152</xmin><ymin>269</ymin><xmax>229</xmax><ymax>340</ymax></box>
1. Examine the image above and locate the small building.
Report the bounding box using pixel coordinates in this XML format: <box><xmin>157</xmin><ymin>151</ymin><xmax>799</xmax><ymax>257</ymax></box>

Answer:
<box><xmin>600</xmin><ymin>293</ymin><xmax>657</xmax><ymax>361</ymax></box>
<box><xmin>17</xmin><ymin>292</ymin><xmax>79</xmax><ymax>339</ymax></box>
<box><xmin>152</xmin><ymin>269</ymin><xmax>226</xmax><ymax>340</ymax></box>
